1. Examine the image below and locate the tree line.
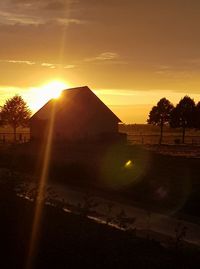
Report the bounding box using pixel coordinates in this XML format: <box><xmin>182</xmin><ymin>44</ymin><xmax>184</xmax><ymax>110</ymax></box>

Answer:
<box><xmin>147</xmin><ymin>96</ymin><xmax>200</xmax><ymax>144</ymax></box>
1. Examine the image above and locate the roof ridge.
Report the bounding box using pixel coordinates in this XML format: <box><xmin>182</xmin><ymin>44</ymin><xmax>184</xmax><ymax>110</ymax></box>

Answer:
<box><xmin>62</xmin><ymin>86</ymin><xmax>89</xmax><ymax>93</ymax></box>
<box><xmin>30</xmin><ymin>86</ymin><xmax>121</xmax><ymax>123</ymax></box>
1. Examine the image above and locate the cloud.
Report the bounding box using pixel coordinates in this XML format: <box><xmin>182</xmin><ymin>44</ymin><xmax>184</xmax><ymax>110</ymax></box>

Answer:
<box><xmin>84</xmin><ymin>52</ymin><xmax>128</xmax><ymax>66</ymax></box>
<box><xmin>1</xmin><ymin>0</ymin><xmax>200</xmax><ymax>95</ymax></box>
<box><xmin>85</xmin><ymin>52</ymin><xmax>120</xmax><ymax>62</ymax></box>
<box><xmin>56</xmin><ymin>18</ymin><xmax>85</xmax><ymax>26</ymax></box>
<box><xmin>0</xmin><ymin>59</ymin><xmax>76</xmax><ymax>70</ymax></box>
<box><xmin>94</xmin><ymin>89</ymin><xmax>138</xmax><ymax>96</ymax></box>
<box><xmin>95</xmin><ymin>52</ymin><xmax>119</xmax><ymax>61</ymax></box>
<box><xmin>0</xmin><ymin>10</ymin><xmax>42</xmax><ymax>26</ymax></box>
<box><xmin>44</xmin><ymin>1</ymin><xmax>66</xmax><ymax>10</ymax></box>
<box><xmin>63</xmin><ymin>65</ymin><xmax>75</xmax><ymax>69</ymax></box>
<box><xmin>155</xmin><ymin>64</ymin><xmax>171</xmax><ymax>70</ymax></box>
<box><xmin>0</xmin><ymin>59</ymin><xmax>36</xmax><ymax>65</ymax></box>
<box><xmin>41</xmin><ymin>63</ymin><xmax>56</xmax><ymax>69</ymax></box>
<box><xmin>41</xmin><ymin>62</ymin><xmax>76</xmax><ymax>69</ymax></box>
<box><xmin>45</xmin><ymin>1</ymin><xmax>77</xmax><ymax>10</ymax></box>
<box><xmin>0</xmin><ymin>0</ymin><xmax>84</xmax><ymax>26</ymax></box>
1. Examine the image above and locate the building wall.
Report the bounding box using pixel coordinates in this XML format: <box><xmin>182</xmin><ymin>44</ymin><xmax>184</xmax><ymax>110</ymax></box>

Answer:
<box><xmin>30</xmin><ymin>88</ymin><xmax>121</xmax><ymax>142</ymax></box>
<box><xmin>30</xmin><ymin>119</ymin><xmax>48</xmax><ymax>141</ymax></box>
<box><xmin>30</xmin><ymin>116</ymin><xmax>118</xmax><ymax>142</ymax></box>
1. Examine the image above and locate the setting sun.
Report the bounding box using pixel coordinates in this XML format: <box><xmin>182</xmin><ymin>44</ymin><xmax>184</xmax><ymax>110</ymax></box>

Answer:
<box><xmin>26</xmin><ymin>80</ymin><xmax>70</xmax><ymax>113</ymax></box>
<box><xmin>42</xmin><ymin>81</ymin><xmax>69</xmax><ymax>99</ymax></box>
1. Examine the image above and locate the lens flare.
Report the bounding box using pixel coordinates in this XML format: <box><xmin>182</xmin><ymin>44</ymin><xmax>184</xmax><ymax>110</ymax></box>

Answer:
<box><xmin>42</xmin><ymin>81</ymin><xmax>67</xmax><ymax>99</ymax></box>
<box><xmin>26</xmin><ymin>101</ymin><xmax>56</xmax><ymax>269</ymax></box>
<box><xmin>124</xmin><ymin>160</ymin><xmax>134</xmax><ymax>169</ymax></box>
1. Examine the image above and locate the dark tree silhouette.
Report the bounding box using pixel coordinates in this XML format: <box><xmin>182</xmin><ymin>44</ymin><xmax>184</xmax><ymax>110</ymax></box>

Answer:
<box><xmin>147</xmin><ymin>98</ymin><xmax>174</xmax><ymax>144</ymax></box>
<box><xmin>170</xmin><ymin>96</ymin><xmax>196</xmax><ymax>143</ymax></box>
<box><xmin>0</xmin><ymin>95</ymin><xmax>31</xmax><ymax>142</ymax></box>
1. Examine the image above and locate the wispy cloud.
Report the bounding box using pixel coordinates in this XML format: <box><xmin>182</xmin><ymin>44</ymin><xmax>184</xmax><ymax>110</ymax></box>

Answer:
<box><xmin>85</xmin><ymin>52</ymin><xmax>120</xmax><ymax>62</ymax></box>
<box><xmin>44</xmin><ymin>1</ymin><xmax>69</xmax><ymax>10</ymax></box>
<box><xmin>0</xmin><ymin>1</ymin><xmax>84</xmax><ymax>26</ymax></box>
<box><xmin>0</xmin><ymin>59</ymin><xmax>76</xmax><ymax>69</ymax></box>
<box><xmin>41</xmin><ymin>62</ymin><xmax>76</xmax><ymax>69</ymax></box>
<box><xmin>84</xmin><ymin>52</ymin><xmax>127</xmax><ymax>65</ymax></box>
<box><xmin>155</xmin><ymin>64</ymin><xmax>171</xmax><ymax>70</ymax></box>
<box><xmin>0</xmin><ymin>10</ymin><xmax>43</xmax><ymax>25</ymax></box>
<box><xmin>94</xmin><ymin>89</ymin><xmax>138</xmax><ymax>96</ymax></box>
<box><xmin>56</xmin><ymin>18</ymin><xmax>85</xmax><ymax>26</ymax></box>
<box><xmin>155</xmin><ymin>68</ymin><xmax>192</xmax><ymax>79</ymax></box>
<box><xmin>63</xmin><ymin>65</ymin><xmax>75</xmax><ymax>69</ymax></box>
<box><xmin>0</xmin><ymin>59</ymin><xmax>36</xmax><ymax>65</ymax></box>
<box><xmin>41</xmin><ymin>63</ymin><xmax>56</xmax><ymax>69</ymax></box>
<box><xmin>95</xmin><ymin>52</ymin><xmax>119</xmax><ymax>61</ymax></box>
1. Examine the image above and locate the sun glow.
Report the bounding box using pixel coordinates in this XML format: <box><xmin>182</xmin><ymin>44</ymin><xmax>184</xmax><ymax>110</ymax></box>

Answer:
<box><xmin>42</xmin><ymin>81</ymin><xmax>69</xmax><ymax>99</ymax></box>
<box><xmin>26</xmin><ymin>80</ymin><xmax>70</xmax><ymax>112</ymax></box>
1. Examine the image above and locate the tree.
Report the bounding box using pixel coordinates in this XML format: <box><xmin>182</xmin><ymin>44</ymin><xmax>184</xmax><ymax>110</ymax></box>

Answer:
<box><xmin>170</xmin><ymin>96</ymin><xmax>196</xmax><ymax>143</ymax></box>
<box><xmin>147</xmin><ymin>98</ymin><xmax>174</xmax><ymax>144</ymax></box>
<box><xmin>0</xmin><ymin>95</ymin><xmax>31</xmax><ymax>142</ymax></box>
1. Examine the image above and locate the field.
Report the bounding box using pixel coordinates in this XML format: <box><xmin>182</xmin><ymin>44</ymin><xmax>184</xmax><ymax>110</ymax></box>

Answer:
<box><xmin>119</xmin><ymin>124</ymin><xmax>200</xmax><ymax>145</ymax></box>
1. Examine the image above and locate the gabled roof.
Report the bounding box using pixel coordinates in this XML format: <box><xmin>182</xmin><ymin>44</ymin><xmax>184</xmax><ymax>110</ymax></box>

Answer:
<box><xmin>30</xmin><ymin>86</ymin><xmax>121</xmax><ymax>123</ymax></box>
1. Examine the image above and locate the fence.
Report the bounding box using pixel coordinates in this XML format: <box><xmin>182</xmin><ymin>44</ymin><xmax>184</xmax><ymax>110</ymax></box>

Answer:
<box><xmin>0</xmin><ymin>132</ymin><xmax>30</xmax><ymax>144</ymax></box>
<box><xmin>127</xmin><ymin>134</ymin><xmax>200</xmax><ymax>145</ymax></box>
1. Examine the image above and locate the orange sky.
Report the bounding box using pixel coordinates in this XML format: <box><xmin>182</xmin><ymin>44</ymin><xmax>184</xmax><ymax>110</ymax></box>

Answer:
<box><xmin>1</xmin><ymin>0</ymin><xmax>200</xmax><ymax>123</ymax></box>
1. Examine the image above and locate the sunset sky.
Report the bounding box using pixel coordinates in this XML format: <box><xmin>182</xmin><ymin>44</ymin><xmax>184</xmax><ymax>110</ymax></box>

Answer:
<box><xmin>1</xmin><ymin>0</ymin><xmax>200</xmax><ymax>123</ymax></box>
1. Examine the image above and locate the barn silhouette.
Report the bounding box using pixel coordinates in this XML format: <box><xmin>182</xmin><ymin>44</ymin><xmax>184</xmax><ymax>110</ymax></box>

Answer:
<box><xmin>30</xmin><ymin>86</ymin><xmax>123</xmax><ymax>142</ymax></box>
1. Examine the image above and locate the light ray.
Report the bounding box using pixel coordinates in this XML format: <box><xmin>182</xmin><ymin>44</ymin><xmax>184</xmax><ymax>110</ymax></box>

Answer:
<box><xmin>26</xmin><ymin>100</ymin><xmax>56</xmax><ymax>269</ymax></box>
<box><xmin>58</xmin><ymin>0</ymin><xmax>73</xmax><ymax>71</ymax></box>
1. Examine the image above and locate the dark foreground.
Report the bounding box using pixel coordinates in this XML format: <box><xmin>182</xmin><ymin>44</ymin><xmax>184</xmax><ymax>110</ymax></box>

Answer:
<box><xmin>0</xmin><ymin>180</ymin><xmax>200</xmax><ymax>269</ymax></box>
<box><xmin>3</xmin><ymin>142</ymin><xmax>200</xmax><ymax>220</ymax></box>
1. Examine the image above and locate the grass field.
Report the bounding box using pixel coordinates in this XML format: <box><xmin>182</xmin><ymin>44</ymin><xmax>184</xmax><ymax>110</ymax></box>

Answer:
<box><xmin>119</xmin><ymin>124</ymin><xmax>200</xmax><ymax>145</ymax></box>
